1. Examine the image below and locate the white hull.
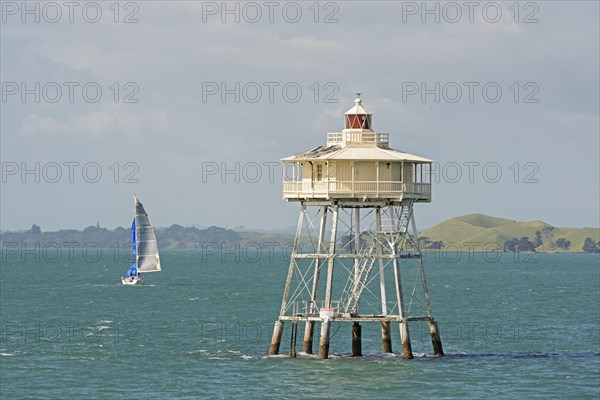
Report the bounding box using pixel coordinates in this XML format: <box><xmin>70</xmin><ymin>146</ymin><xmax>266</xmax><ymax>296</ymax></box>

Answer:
<box><xmin>121</xmin><ymin>276</ymin><xmax>143</xmax><ymax>285</ymax></box>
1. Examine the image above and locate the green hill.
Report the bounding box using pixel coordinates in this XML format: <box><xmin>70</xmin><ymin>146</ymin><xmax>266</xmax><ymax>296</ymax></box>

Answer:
<box><xmin>421</xmin><ymin>214</ymin><xmax>600</xmax><ymax>252</ymax></box>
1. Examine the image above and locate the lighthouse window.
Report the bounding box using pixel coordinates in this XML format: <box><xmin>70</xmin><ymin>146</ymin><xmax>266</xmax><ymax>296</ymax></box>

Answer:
<box><xmin>346</xmin><ymin>115</ymin><xmax>369</xmax><ymax>129</ymax></box>
<box><xmin>316</xmin><ymin>164</ymin><xmax>323</xmax><ymax>181</ymax></box>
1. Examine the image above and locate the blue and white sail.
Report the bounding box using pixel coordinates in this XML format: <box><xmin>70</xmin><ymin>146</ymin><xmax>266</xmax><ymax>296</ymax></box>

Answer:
<box><xmin>125</xmin><ymin>218</ymin><xmax>138</xmax><ymax>277</ymax></box>
<box><xmin>133</xmin><ymin>195</ymin><xmax>161</xmax><ymax>273</ymax></box>
<box><xmin>125</xmin><ymin>262</ymin><xmax>137</xmax><ymax>277</ymax></box>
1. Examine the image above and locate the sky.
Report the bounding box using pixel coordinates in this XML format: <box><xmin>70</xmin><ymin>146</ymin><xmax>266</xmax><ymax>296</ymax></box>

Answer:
<box><xmin>1</xmin><ymin>1</ymin><xmax>599</xmax><ymax>232</ymax></box>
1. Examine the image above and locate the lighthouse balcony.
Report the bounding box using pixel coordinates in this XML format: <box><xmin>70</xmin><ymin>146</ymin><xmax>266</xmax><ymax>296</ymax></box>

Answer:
<box><xmin>327</xmin><ymin>131</ymin><xmax>389</xmax><ymax>148</ymax></box>
<box><xmin>283</xmin><ymin>180</ymin><xmax>431</xmax><ymax>203</ymax></box>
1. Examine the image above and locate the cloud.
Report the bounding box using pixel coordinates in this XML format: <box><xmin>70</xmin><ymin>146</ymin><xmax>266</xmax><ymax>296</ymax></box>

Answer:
<box><xmin>71</xmin><ymin>108</ymin><xmax>127</xmax><ymax>136</ymax></box>
<box><xmin>21</xmin><ymin>115</ymin><xmax>69</xmax><ymax>136</ymax></box>
<box><xmin>148</xmin><ymin>109</ymin><xmax>169</xmax><ymax>131</ymax></box>
<box><xmin>20</xmin><ymin>105</ymin><xmax>169</xmax><ymax>137</ymax></box>
<box><xmin>3</xmin><ymin>1</ymin><xmax>599</xmax><ymax>231</ymax></box>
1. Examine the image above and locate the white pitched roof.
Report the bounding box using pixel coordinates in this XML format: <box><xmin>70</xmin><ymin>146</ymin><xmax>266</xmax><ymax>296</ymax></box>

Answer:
<box><xmin>344</xmin><ymin>97</ymin><xmax>372</xmax><ymax>115</ymax></box>
<box><xmin>282</xmin><ymin>146</ymin><xmax>432</xmax><ymax>163</ymax></box>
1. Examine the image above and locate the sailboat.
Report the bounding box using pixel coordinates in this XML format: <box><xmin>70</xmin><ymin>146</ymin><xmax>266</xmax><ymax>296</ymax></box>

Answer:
<box><xmin>121</xmin><ymin>196</ymin><xmax>161</xmax><ymax>285</ymax></box>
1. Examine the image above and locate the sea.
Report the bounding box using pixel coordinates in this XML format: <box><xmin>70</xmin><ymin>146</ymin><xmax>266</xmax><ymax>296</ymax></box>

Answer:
<box><xmin>1</xmin><ymin>249</ymin><xmax>598</xmax><ymax>399</ymax></box>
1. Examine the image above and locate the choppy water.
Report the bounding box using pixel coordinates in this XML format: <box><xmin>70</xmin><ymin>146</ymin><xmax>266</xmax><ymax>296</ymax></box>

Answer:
<box><xmin>1</xmin><ymin>250</ymin><xmax>598</xmax><ymax>399</ymax></box>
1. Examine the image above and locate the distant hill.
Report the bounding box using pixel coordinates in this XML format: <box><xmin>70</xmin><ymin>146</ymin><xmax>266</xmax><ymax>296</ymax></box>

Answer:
<box><xmin>1</xmin><ymin>214</ymin><xmax>598</xmax><ymax>253</ymax></box>
<box><xmin>0</xmin><ymin>225</ymin><xmax>295</xmax><ymax>250</ymax></box>
<box><xmin>420</xmin><ymin>214</ymin><xmax>600</xmax><ymax>252</ymax></box>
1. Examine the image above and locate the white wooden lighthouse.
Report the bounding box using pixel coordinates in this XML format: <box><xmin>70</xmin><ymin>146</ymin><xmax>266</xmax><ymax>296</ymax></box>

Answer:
<box><xmin>268</xmin><ymin>94</ymin><xmax>444</xmax><ymax>359</ymax></box>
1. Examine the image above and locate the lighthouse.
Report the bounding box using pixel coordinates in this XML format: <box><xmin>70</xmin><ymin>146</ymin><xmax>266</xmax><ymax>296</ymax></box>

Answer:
<box><xmin>268</xmin><ymin>94</ymin><xmax>444</xmax><ymax>359</ymax></box>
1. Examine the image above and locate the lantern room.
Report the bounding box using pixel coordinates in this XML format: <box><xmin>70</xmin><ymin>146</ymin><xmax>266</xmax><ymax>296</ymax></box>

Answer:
<box><xmin>345</xmin><ymin>96</ymin><xmax>372</xmax><ymax>129</ymax></box>
<box><xmin>282</xmin><ymin>95</ymin><xmax>432</xmax><ymax>204</ymax></box>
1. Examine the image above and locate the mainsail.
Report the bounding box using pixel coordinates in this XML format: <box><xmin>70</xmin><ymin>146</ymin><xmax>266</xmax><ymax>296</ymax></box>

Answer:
<box><xmin>134</xmin><ymin>196</ymin><xmax>161</xmax><ymax>273</ymax></box>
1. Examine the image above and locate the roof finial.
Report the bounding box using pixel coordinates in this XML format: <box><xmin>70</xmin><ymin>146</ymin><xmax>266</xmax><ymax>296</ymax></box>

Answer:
<box><xmin>354</xmin><ymin>91</ymin><xmax>362</xmax><ymax>104</ymax></box>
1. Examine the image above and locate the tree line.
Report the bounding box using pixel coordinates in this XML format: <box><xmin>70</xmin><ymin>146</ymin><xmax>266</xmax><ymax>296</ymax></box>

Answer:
<box><xmin>1</xmin><ymin>224</ymin><xmax>243</xmax><ymax>249</ymax></box>
<box><xmin>503</xmin><ymin>227</ymin><xmax>599</xmax><ymax>253</ymax></box>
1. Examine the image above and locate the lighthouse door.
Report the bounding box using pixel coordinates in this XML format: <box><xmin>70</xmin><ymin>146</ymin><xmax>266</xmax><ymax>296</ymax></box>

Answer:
<box><xmin>355</xmin><ymin>162</ymin><xmax>374</xmax><ymax>192</ymax></box>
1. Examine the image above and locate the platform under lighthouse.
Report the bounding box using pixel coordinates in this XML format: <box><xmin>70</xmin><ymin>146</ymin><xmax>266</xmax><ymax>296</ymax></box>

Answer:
<box><xmin>268</xmin><ymin>95</ymin><xmax>444</xmax><ymax>359</ymax></box>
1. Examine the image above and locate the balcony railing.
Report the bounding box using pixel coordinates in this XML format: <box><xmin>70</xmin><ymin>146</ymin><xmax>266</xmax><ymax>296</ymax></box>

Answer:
<box><xmin>283</xmin><ymin>180</ymin><xmax>431</xmax><ymax>200</ymax></box>
<box><xmin>327</xmin><ymin>132</ymin><xmax>389</xmax><ymax>148</ymax></box>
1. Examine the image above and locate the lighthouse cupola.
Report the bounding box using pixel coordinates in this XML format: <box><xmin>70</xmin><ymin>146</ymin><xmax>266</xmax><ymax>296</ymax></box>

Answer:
<box><xmin>326</xmin><ymin>94</ymin><xmax>388</xmax><ymax>148</ymax></box>
<box><xmin>344</xmin><ymin>93</ymin><xmax>372</xmax><ymax>130</ymax></box>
